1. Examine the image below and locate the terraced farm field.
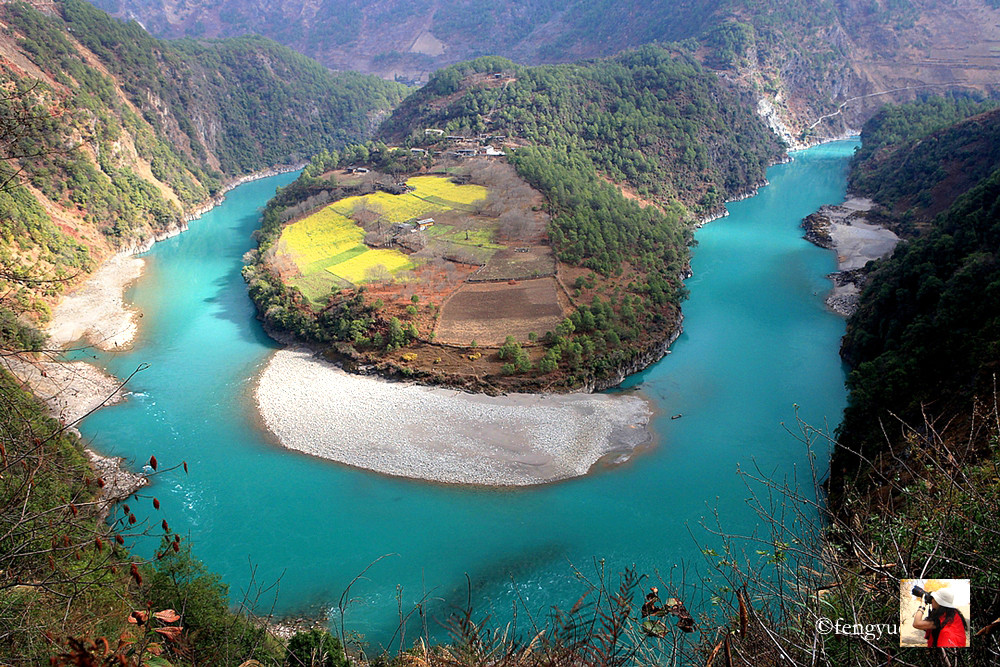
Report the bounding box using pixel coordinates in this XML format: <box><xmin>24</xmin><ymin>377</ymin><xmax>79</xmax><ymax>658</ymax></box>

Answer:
<box><xmin>273</xmin><ymin>176</ymin><xmax>488</xmax><ymax>304</ymax></box>
<box><xmin>435</xmin><ymin>278</ymin><xmax>567</xmax><ymax>346</ymax></box>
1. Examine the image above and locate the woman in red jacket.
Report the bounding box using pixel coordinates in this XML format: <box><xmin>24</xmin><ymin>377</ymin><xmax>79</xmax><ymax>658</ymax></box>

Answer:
<box><xmin>912</xmin><ymin>588</ymin><xmax>968</xmax><ymax>647</ymax></box>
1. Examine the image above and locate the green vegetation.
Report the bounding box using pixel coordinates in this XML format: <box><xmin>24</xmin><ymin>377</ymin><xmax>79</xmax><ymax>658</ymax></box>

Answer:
<box><xmin>849</xmin><ymin>96</ymin><xmax>1000</xmax><ymax>222</ymax></box>
<box><xmin>498</xmin><ymin>335</ymin><xmax>531</xmax><ymax>373</ymax></box>
<box><xmin>694</xmin><ymin>403</ymin><xmax>1000</xmax><ymax>666</ymax></box>
<box><xmin>850</xmin><ymin>95</ymin><xmax>998</xmax><ymax>165</ymax></box>
<box><xmin>383</xmin><ymin>48</ymin><xmax>784</xmax><ymax>210</ymax></box>
<box><xmin>285</xmin><ymin>629</ymin><xmax>348</xmax><ymax>667</ymax></box>
<box><xmin>839</xmin><ymin>162</ymin><xmax>1000</xmax><ymax>469</ymax></box>
<box><xmin>0</xmin><ymin>0</ymin><xmax>403</xmax><ymax>233</ymax></box>
<box><xmin>52</xmin><ymin>0</ymin><xmax>406</xmax><ymax>175</ymax></box>
<box><xmin>834</xmin><ymin>99</ymin><xmax>1000</xmax><ymax>495</ymax></box>
<box><xmin>143</xmin><ymin>539</ymin><xmax>284</xmax><ymax>664</ymax></box>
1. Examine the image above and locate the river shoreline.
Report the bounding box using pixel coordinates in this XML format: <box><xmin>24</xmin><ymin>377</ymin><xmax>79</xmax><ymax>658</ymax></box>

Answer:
<box><xmin>44</xmin><ymin>164</ymin><xmax>304</xmax><ymax>354</ymax></box>
<box><xmin>4</xmin><ymin>165</ymin><xmax>302</xmax><ymax>497</ymax></box>
<box><xmin>801</xmin><ymin>195</ymin><xmax>899</xmax><ymax>315</ymax></box>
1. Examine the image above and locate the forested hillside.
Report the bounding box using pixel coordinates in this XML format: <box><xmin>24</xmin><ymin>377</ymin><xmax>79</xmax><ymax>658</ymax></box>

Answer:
<box><xmin>848</xmin><ymin>96</ymin><xmax>1000</xmax><ymax>222</ymax></box>
<box><xmin>381</xmin><ymin>51</ymin><xmax>783</xmax><ymax>210</ymax></box>
<box><xmin>0</xmin><ymin>0</ymin><xmax>403</xmax><ymax>347</ymax></box>
<box><xmin>833</xmin><ymin>101</ymin><xmax>1000</xmax><ymax>494</ymax></box>
<box><xmin>89</xmin><ymin>0</ymin><xmax>1000</xmax><ymax>141</ymax></box>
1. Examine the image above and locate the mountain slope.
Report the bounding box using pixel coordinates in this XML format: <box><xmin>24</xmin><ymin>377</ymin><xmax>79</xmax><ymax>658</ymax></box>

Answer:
<box><xmin>88</xmin><ymin>0</ymin><xmax>1000</xmax><ymax>140</ymax></box>
<box><xmin>380</xmin><ymin>51</ymin><xmax>784</xmax><ymax>212</ymax></box>
<box><xmin>848</xmin><ymin>97</ymin><xmax>1000</xmax><ymax>222</ymax></box>
<box><xmin>834</xmin><ymin>102</ymin><xmax>1000</xmax><ymax>488</ymax></box>
<box><xmin>0</xmin><ymin>0</ymin><xmax>404</xmax><ymax>343</ymax></box>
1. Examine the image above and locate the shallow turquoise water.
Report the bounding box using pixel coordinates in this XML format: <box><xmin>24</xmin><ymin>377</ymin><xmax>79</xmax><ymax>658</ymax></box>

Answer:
<box><xmin>78</xmin><ymin>140</ymin><xmax>859</xmax><ymax>648</ymax></box>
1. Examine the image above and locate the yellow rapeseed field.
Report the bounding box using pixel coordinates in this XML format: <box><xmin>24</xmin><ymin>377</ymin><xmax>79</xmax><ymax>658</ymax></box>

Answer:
<box><xmin>408</xmin><ymin>176</ymin><xmax>487</xmax><ymax>206</ymax></box>
<box><xmin>279</xmin><ymin>208</ymin><xmax>363</xmax><ymax>265</ymax></box>
<box><xmin>326</xmin><ymin>249</ymin><xmax>414</xmax><ymax>283</ymax></box>
<box><xmin>329</xmin><ymin>176</ymin><xmax>488</xmax><ymax>223</ymax></box>
<box><xmin>275</xmin><ymin>177</ymin><xmax>488</xmax><ymax>292</ymax></box>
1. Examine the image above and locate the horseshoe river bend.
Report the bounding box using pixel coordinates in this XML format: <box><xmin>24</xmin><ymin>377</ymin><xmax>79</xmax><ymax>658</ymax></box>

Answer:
<box><xmin>70</xmin><ymin>139</ymin><xmax>859</xmax><ymax>646</ymax></box>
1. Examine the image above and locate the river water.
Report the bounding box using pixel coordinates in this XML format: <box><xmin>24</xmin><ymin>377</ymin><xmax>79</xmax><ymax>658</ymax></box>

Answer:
<box><xmin>76</xmin><ymin>139</ymin><xmax>859</xmax><ymax>648</ymax></box>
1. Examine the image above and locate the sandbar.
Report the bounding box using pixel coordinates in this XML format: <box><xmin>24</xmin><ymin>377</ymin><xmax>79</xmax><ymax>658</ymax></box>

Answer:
<box><xmin>803</xmin><ymin>197</ymin><xmax>898</xmax><ymax>315</ymax></box>
<box><xmin>47</xmin><ymin>253</ymin><xmax>145</xmax><ymax>350</ymax></box>
<box><xmin>256</xmin><ymin>349</ymin><xmax>654</xmax><ymax>486</ymax></box>
<box><xmin>827</xmin><ymin>198</ymin><xmax>898</xmax><ymax>271</ymax></box>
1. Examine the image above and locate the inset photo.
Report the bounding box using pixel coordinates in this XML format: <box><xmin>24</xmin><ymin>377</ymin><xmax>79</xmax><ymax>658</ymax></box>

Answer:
<box><xmin>899</xmin><ymin>579</ymin><xmax>971</xmax><ymax>648</ymax></box>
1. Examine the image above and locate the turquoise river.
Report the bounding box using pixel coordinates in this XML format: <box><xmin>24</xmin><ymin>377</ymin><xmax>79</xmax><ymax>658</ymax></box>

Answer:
<box><xmin>76</xmin><ymin>139</ymin><xmax>860</xmax><ymax>648</ymax></box>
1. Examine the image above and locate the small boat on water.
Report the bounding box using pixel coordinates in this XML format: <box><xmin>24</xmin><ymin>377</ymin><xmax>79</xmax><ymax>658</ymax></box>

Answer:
<box><xmin>671</xmin><ymin>414</ymin><xmax>683</xmax><ymax>420</ymax></box>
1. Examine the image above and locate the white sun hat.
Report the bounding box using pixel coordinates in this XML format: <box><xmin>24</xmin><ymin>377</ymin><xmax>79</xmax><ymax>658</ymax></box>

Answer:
<box><xmin>931</xmin><ymin>588</ymin><xmax>958</xmax><ymax>609</ymax></box>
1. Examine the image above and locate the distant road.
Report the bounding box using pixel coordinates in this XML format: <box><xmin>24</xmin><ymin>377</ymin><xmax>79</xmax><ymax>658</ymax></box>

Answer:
<box><xmin>807</xmin><ymin>82</ymin><xmax>987</xmax><ymax>130</ymax></box>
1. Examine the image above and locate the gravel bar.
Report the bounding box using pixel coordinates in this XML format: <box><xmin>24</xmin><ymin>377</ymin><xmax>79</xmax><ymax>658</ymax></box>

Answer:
<box><xmin>256</xmin><ymin>349</ymin><xmax>654</xmax><ymax>486</ymax></box>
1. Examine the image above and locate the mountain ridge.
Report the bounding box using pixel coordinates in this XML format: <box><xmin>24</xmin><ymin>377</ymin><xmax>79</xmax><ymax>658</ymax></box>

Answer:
<box><xmin>87</xmin><ymin>0</ymin><xmax>1000</xmax><ymax>141</ymax></box>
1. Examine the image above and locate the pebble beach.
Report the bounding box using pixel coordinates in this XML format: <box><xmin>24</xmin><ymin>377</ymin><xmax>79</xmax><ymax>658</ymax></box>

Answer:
<box><xmin>256</xmin><ymin>348</ymin><xmax>655</xmax><ymax>486</ymax></box>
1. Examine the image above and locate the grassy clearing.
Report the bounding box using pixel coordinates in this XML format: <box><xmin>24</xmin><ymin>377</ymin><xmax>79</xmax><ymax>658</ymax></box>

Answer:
<box><xmin>289</xmin><ymin>272</ymin><xmax>349</xmax><ymax>305</ymax></box>
<box><xmin>428</xmin><ymin>224</ymin><xmax>502</xmax><ymax>248</ymax></box>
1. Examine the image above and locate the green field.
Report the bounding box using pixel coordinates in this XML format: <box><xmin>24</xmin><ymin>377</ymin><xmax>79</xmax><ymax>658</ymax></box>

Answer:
<box><xmin>275</xmin><ymin>176</ymin><xmax>488</xmax><ymax>302</ymax></box>
<box><xmin>427</xmin><ymin>224</ymin><xmax>503</xmax><ymax>248</ymax></box>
